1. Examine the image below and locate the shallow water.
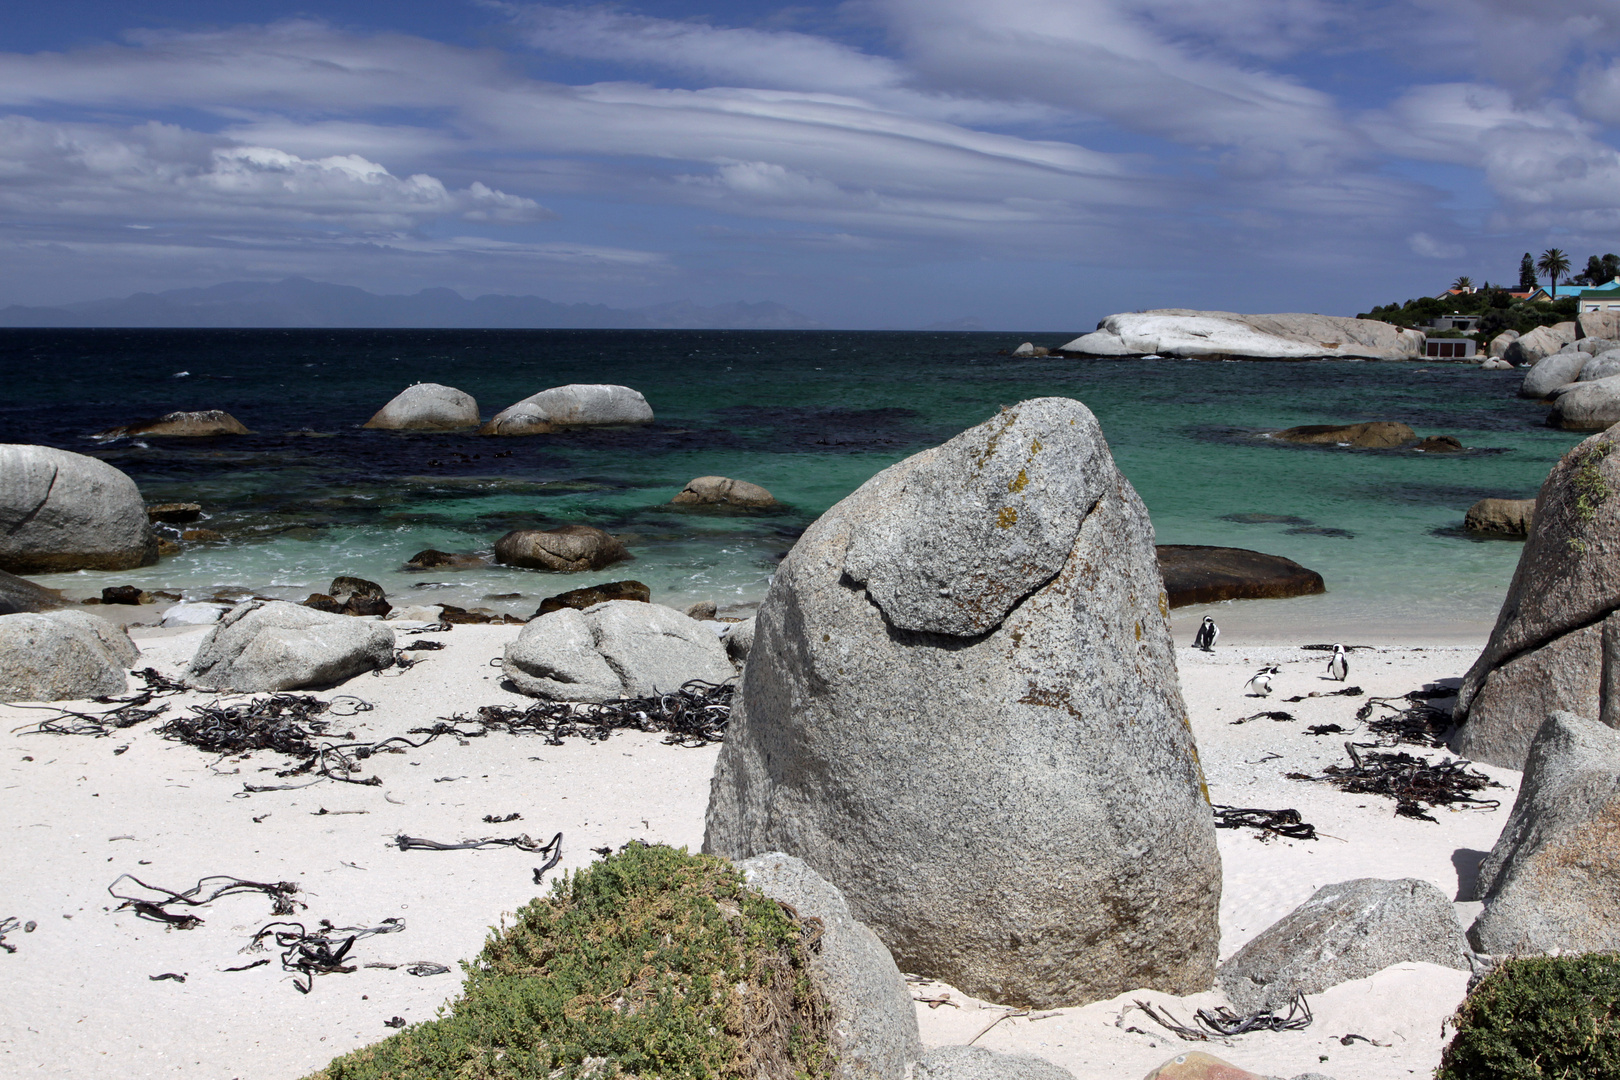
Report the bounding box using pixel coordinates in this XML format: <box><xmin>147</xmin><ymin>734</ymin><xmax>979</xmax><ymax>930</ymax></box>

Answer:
<box><xmin>0</xmin><ymin>328</ymin><xmax>1573</xmax><ymax>633</ymax></box>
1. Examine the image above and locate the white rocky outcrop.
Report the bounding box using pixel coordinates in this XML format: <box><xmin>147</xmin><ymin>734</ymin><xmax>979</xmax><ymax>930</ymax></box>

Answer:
<box><xmin>1059</xmin><ymin>310</ymin><xmax>1423</xmax><ymax>361</ymax></box>
<box><xmin>363</xmin><ymin>383</ymin><xmax>479</xmax><ymax>430</ymax></box>
<box><xmin>480</xmin><ymin>384</ymin><xmax>653</xmax><ymax>435</ymax></box>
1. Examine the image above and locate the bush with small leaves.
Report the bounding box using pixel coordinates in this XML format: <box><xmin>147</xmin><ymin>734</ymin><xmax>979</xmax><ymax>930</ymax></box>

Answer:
<box><xmin>1435</xmin><ymin>953</ymin><xmax>1620</xmax><ymax>1080</ymax></box>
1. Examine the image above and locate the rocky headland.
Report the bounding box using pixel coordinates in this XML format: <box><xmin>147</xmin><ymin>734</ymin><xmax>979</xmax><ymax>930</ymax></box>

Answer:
<box><xmin>1059</xmin><ymin>311</ymin><xmax>1425</xmax><ymax>361</ymax></box>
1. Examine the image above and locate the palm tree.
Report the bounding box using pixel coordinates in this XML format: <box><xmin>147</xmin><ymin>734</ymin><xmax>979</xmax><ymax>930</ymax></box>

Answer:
<box><xmin>1452</xmin><ymin>276</ymin><xmax>1474</xmax><ymax>292</ymax></box>
<box><xmin>1538</xmin><ymin>248</ymin><xmax>1572</xmax><ymax>296</ymax></box>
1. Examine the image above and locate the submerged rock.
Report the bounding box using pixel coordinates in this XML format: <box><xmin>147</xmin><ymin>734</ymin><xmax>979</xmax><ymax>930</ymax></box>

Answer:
<box><xmin>0</xmin><ymin>445</ymin><xmax>159</xmax><ymax>573</ymax></box>
<box><xmin>363</xmin><ymin>383</ymin><xmax>479</xmax><ymax>430</ymax></box>
<box><xmin>0</xmin><ymin>610</ymin><xmax>139</xmax><ymax>702</ymax></box>
<box><xmin>535</xmin><ymin>579</ymin><xmax>651</xmax><ymax>616</ymax></box>
<box><xmin>146</xmin><ymin>502</ymin><xmax>202</xmax><ymax>524</ymax></box>
<box><xmin>95</xmin><ymin>410</ymin><xmax>251</xmax><ymax>438</ymax></box>
<box><xmin>504</xmin><ymin>601</ymin><xmax>734</xmax><ymax>702</ymax></box>
<box><xmin>671</xmin><ymin>476</ymin><xmax>779</xmax><ymax>508</ymax></box>
<box><xmin>480</xmin><ymin>384</ymin><xmax>653</xmax><ymax>435</ymax></box>
<box><xmin>1157</xmin><ymin>546</ymin><xmax>1325</xmax><ymax>608</ymax></box>
<box><xmin>404</xmin><ymin>548</ymin><xmax>488</xmax><ymax>570</ymax></box>
<box><xmin>1415</xmin><ymin>435</ymin><xmax>1465</xmax><ymax>453</ymax></box>
<box><xmin>495</xmin><ymin>525</ymin><xmax>629</xmax><ymax>572</ymax></box>
<box><xmin>1270</xmin><ymin>421</ymin><xmax>1415</xmax><ymax>449</ymax></box>
<box><xmin>185</xmin><ymin>600</ymin><xmax>395</xmax><ymax>692</ymax></box>
<box><xmin>703</xmin><ymin>398</ymin><xmax>1220</xmax><ymax>1009</ymax></box>
<box><xmin>1060</xmin><ymin>310</ymin><xmax>1423</xmax><ymax>361</ymax></box>
<box><xmin>1464</xmin><ymin>498</ymin><xmax>1535</xmax><ymax>537</ymax></box>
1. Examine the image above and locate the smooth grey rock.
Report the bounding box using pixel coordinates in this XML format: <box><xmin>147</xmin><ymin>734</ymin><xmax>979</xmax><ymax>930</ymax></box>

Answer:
<box><xmin>737</xmin><ymin>852</ymin><xmax>920</xmax><ymax>1080</ymax></box>
<box><xmin>0</xmin><ymin>445</ymin><xmax>158</xmax><ymax>573</ymax></box>
<box><xmin>0</xmin><ymin>610</ymin><xmax>138</xmax><ymax>702</ymax></box>
<box><xmin>671</xmin><ymin>476</ymin><xmax>778</xmax><ymax>508</ymax></box>
<box><xmin>1463</xmin><ymin>498</ymin><xmax>1535</xmax><ymax>537</ymax></box>
<box><xmin>1456</xmin><ymin>425</ymin><xmax>1620</xmax><ymax>765</ymax></box>
<box><xmin>1519</xmin><ymin>351</ymin><xmax>1588</xmax><ymax>398</ymax></box>
<box><xmin>481</xmin><ymin>383</ymin><xmax>652</xmax><ymax>434</ymax></box>
<box><xmin>1479</xmin><ymin>357</ymin><xmax>1514</xmax><ymax>370</ymax></box>
<box><xmin>703</xmin><ymin>398</ymin><xmax>1220</xmax><ymax>1009</ymax></box>
<box><xmin>1489</xmin><ymin>330</ymin><xmax>1520</xmax><ymax>358</ymax></box>
<box><xmin>1550</xmin><ymin>374</ymin><xmax>1620</xmax><ymax>430</ymax></box>
<box><xmin>913</xmin><ymin>1046</ymin><xmax>1074</xmax><ymax>1080</ymax></box>
<box><xmin>685</xmin><ymin>600</ymin><xmax>718</xmax><ymax>620</ymax></box>
<box><xmin>1059</xmin><ymin>311</ymin><xmax>1422</xmax><ymax>360</ymax></box>
<box><xmin>0</xmin><ymin>568</ymin><xmax>68</xmax><ymax>615</ymax></box>
<box><xmin>1217</xmin><ymin>878</ymin><xmax>1468</xmax><ymax>1013</ymax></box>
<box><xmin>1469</xmin><ymin>711</ymin><xmax>1620</xmax><ymax>954</ymax></box>
<box><xmin>1506</xmin><ymin>321</ymin><xmax>1578</xmax><ymax>367</ymax></box>
<box><xmin>724</xmin><ymin>616</ymin><xmax>756</xmax><ymax>663</ymax></box>
<box><xmin>1580</xmin><ymin>311</ymin><xmax>1620</xmax><ymax>341</ymax></box>
<box><xmin>504</xmin><ymin>601</ymin><xmax>734</xmax><ymax>702</ymax></box>
<box><xmin>363</xmin><ymin>383</ymin><xmax>479</xmax><ymax>430</ymax></box>
<box><xmin>504</xmin><ymin>607</ymin><xmax>624</xmax><ymax>702</ymax></box>
<box><xmin>159</xmin><ymin>602</ymin><xmax>230</xmax><ymax>627</ymax></box>
<box><xmin>1577</xmin><ymin>348</ymin><xmax>1620</xmax><ymax>382</ymax></box>
<box><xmin>94</xmin><ymin>410</ymin><xmax>251</xmax><ymax>438</ymax></box>
<box><xmin>185</xmin><ymin>600</ymin><xmax>395</xmax><ymax>692</ymax></box>
<box><xmin>494</xmin><ymin>525</ymin><xmax>628</xmax><ymax>571</ymax></box>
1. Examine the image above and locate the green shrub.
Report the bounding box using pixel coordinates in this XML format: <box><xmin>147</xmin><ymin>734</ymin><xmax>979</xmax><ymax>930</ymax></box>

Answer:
<box><xmin>308</xmin><ymin>844</ymin><xmax>832</xmax><ymax>1080</ymax></box>
<box><xmin>1435</xmin><ymin>953</ymin><xmax>1620</xmax><ymax>1080</ymax></box>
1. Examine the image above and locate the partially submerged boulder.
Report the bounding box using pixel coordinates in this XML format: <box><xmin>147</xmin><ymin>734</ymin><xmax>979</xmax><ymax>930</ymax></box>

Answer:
<box><xmin>671</xmin><ymin>476</ymin><xmax>779</xmax><ymax>508</ymax></box>
<box><xmin>1549</xmin><ymin>375</ymin><xmax>1620</xmax><ymax>431</ymax></box>
<box><xmin>1456</xmin><ymin>426</ymin><xmax>1620</xmax><ymax>767</ymax></box>
<box><xmin>363</xmin><ymin>383</ymin><xmax>479</xmax><ymax>430</ymax></box>
<box><xmin>535</xmin><ymin>579</ymin><xmax>650</xmax><ymax>616</ymax></box>
<box><xmin>504</xmin><ymin>600</ymin><xmax>735</xmax><ymax>702</ymax></box>
<box><xmin>1480</xmin><ymin>357</ymin><xmax>1514</xmax><ymax>370</ymax></box>
<box><xmin>703</xmin><ymin>398</ymin><xmax>1221</xmax><ymax>1008</ymax></box>
<box><xmin>1416</xmin><ymin>435</ymin><xmax>1465</xmax><ymax>453</ymax></box>
<box><xmin>95</xmin><ymin>410</ymin><xmax>251</xmax><ymax>438</ymax></box>
<box><xmin>913</xmin><ymin>1046</ymin><xmax>1074</xmax><ymax>1080</ymax></box>
<box><xmin>1504</xmin><ymin>322</ymin><xmax>1578</xmax><ymax>367</ymax></box>
<box><xmin>146</xmin><ymin>502</ymin><xmax>202</xmax><ymax>524</ymax></box>
<box><xmin>0</xmin><ymin>445</ymin><xmax>158</xmax><ymax>573</ymax></box>
<box><xmin>0</xmin><ymin>610</ymin><xmax>138</xmax><ymax>702</ymax></box>
<box><xmin>1157</xmin><ymin>546</ymin><xmax>1325</xmax><ymax>608</ymax></box>
<box><xmin>1060</xmin><ymin>311</ymin><xmax>1423</xmax><ymax>361</ymax></box>
<box><xmin>1464</xmin><ymin>498</ymin><xmax>1535</xmax><ymax>538</ymax></box>
<box><xmin>1468</xmin><ymin>711</ymin><xmax>1620</xmax><ymax>955</ymax></box>
<box><xmin>404</xmin><ymin>548</ymin><xmax>488</xmax><ymax>570</ymax></box>
<box><xmin>0</xmin><ymin>568</ymin><xmax>67</xmax><ymax>615</ymax></box>
<box><xmin>1488</xmin><ymin>330</ymin><xmax>1520</xmax><ymax>359</ymax></box>
<box><xmin>185</xmin><ymin>600</ymin><xmax>395</xmax><ymax>692</ymax></box>
<box><xmin>1217</xmin><ymin>878</ymin><xmax>1468</xmax><ymax>1012</ymax></box>
<box><xmin>480</xmin><ymin>384</ymin><xmax>653</xmax><ymax>435</ymax></box>
<box><xmin>1270</xmin><ymin>421</ymin><xmax>1415</xmax><ymax>449</ymax></box>
<box><xmin>1009</xmin><ymin>342</ymin><xmax>1050</xmax><ymax>358</ymax></box>
<box><xmin>736</xmin><ymin>853</ymin><xmax>920</xmax><ymax>1080</ymax></box>
<box><xmin>495</xmin><ymin>525</ymin><xmax>629</xmax><ymax>572</ymax></box>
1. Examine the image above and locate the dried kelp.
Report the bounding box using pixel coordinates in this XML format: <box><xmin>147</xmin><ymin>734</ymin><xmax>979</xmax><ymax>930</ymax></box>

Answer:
<box><xmin>1288</xmin><ymin>741</ymin><xmax>1502</xmax><ymax>821</ymax></box>
<box><xmin>0</xmin><ymin>916</ymin><xmax>22</xmax><ymax>954</ymax></box>
<box><xmin>1356</xmin><ymin>693</ymin><xmax>1454</xmax><ymax>748</ymax></box>
<box><xmin>1283</xmin><ymin>686</ymin><xmax>1363</xmax><ymax>702</ymax></box>
<box><xmin>1231</xmin><ymin>710</ymin><xmax>1297</xmax><ymax>724</ymax></box>
<box><xmin>460</xmin><ymin>679</ymin><xmax>734</xmax><ymax>747</ymax></box>
<box><xmin>1130</xmin><ymin>992</ymin><xmax>1312</xmax><ymax>1041</ymax></box>
<box><xmin>395</xmin><ymin>830</ymin><xmax>561</xmax><ymax>855</ymax></box>
<box><xmin>108</xmin><ymin>873</ymin><xmax>304</xmax><ymax>929</ymax></box>
<box><xmin>246</xmin><ymin>916</ymin><xmax>405</xmax><ymax>994</ymax></box>
<box><xmin>12</xmin><ymin>668</ymin><xmax>188</xmax><ymax>738</ymax></box>
<box><xmin>155</xmin><ymin>695</ymin><xmax>369</xmax><ymax>756</ymax></box>
<box><xmin>1213</xmin><ymin>805</ymin><xmax>1317</xmax><ymax>841</ymax></box>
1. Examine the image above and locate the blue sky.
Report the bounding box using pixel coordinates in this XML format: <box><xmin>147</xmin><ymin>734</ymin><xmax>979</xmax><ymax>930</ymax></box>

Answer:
<box><xmin>3</xmin><ymin>0</ymin><xmax>1619</xmax><ymax>328</ymax></box>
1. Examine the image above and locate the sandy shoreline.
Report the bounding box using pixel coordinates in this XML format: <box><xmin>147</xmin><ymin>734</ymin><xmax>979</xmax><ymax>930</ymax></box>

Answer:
<box><xmin>0</xmin><ymin>620</ymin><xmax>1505</xmax><ymax>1080</ymax></box>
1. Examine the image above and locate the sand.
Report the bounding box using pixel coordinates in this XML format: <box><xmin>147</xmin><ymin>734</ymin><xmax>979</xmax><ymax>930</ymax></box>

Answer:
<box><xmin>0</xmin><ymin>619</ymin><xmax>1508</xmax><ymax>1080</ymax></box>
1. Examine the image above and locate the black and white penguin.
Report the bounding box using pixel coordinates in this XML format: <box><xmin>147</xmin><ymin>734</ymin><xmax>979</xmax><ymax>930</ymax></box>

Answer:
<box><xmin>1193</xmin><ymin>616</ymin><xmax>1220</xmax><ymax>652</ymax></box>
<box><xmin>1244</xmin><ymin>665</ymin><xmax>1280</xmax><ymax>696</ymax></box>
<box><xmin>1327</xmin><ymin>643</ymin><xmax>1349</xmax><ymax>682</ymax></box>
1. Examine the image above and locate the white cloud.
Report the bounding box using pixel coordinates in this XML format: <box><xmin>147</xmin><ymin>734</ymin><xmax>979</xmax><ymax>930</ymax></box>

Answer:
<box><xmin>1409</xmin><ymin>232</ymin><xmax>1464</xmax><ymax>259</ymax></box>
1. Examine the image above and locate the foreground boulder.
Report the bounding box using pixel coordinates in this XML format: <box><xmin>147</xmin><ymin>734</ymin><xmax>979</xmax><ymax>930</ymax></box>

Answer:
<box><xmin>737</xmin><ymin>853</ymin><xmax>920</xmax><ymax>1080</ymax></box>
<box><xmin>1468</xmin><ymin>711</ymin><xmax>1620</xmax><ymax>955</ymax></box>
<box><xmin>480</xmin><ymin>384</ymin><xmax>653</xmax><ymax>435</ymax></box>
<box><xmin>0</xmin><ymin>445</ymin><xmax>158</xmax><ymax>572</ymax></box>
<box><xmin>1549</xmin><ymin>374</ymin><xmax>1620</xmax><ymax>430</ymax></box>
<box><xmin>185</xmin><ymin>600</ymin><xmax>395</xmax><ymax>692</ymax></box>
<box><xmin>0</xmin><ymin>610</ymin><xmax>138</xmax><ymax>702</ymax></box>
<box><xmin>0</xmin><ymin>568</ymin><xmax>67</xmax><ymax>615</ymax></box>
<box><xmin>1157</xmin><ymin>546</ymin><xmax>1325</xmax><ymax>607</ymax></box>
<box><xmin>504</xmin><ymin>600</ymin><xmax>734</xmax><ymax>702</ymax></box>
<box><xmin>535</xmin><ymin>579</ymin><xmax>650</xmax><ymax>615</ymax></box>
<box><xmin>1464</xmin><ymin>498</ymin><xmax>1535</xmax><ymax>538</ymax></box>
<box><xmin>703</xmin><ymin>398</ymin><xmax>1221</xmax><ymax>1008</ymax></box>
<box><xmin>913</xmin><ymin>1047</ymin><xmax>1074</xmax><ymax>1080</ymax></box>
<box><xmin>1521</xmin><ymin>351</ymin><xmax>1590</xmax><ymax>398</ymax></box>
<box><xmin>1060</xmin><ymin>311</ymin><xmax>1423</xmax><ymax>361</ymax></box>
<box><xmin>94</xmin><ymin>410</ymin><xmax>251</xmax><ymax>438</ymax></box>
<box><xmin>1217</xmin><ymin>878</ymin><xmax>1468</xmax><ymax>1012</ymax></box>
<box><xmin>495</xmin><ymin>525</ymin><xmax>628</xmax><ymax>571</ymax></box>
<box><xmin>1504</xmin><ymin>322</ymin><xmax>1578</xmax><ymax>367</ymax></box>
<box><xmin>1455</xmin><ymin>426</ymin><xmax>1620</xmax><ymax>767</ymax></box>
<box><xmin>671</xmin><ymin>476</ymin><xmax>779</xmax><ymax>508</ymax></box>
<box><xmin>362</xmin><ymin>383</ymin><xmax>479</xmax><ymax>430</ymax></box>
<box><xmin>1270</xmin><ymin>421</ymin><xmax>1415</xmax><ymax>448</ymax></box>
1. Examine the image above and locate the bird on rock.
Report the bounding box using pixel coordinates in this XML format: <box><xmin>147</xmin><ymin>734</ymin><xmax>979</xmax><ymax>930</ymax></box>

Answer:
<box><xmin>1244</xmin><ymin>665</ymin><xmax>1280</xmax><ymax>696</ymax></box>
<box><xmin>1327</xmin><ymin>643</ymin><xmax>1349</xmax><ymax>681</ymax></box>
<box><xmin>1193</xmin><ymin>616</ymin><xmax>1219</xmax><ymax>652</ymax></box>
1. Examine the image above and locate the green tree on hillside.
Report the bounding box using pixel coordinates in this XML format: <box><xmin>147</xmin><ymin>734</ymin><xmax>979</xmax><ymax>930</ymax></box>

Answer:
<box><xmin>1520</xmin><ymin>252</ymin><xmax>1538</xmax><ymax>291</ymax></box>
<box><xmin>1577</xmin><ymin>253</ymin><xmax>1620</xmax><ymax>286</ymax></box>
<box><xmin>1539</xmin><ymin>248</ymin><xmax>1572</xmax><ymax>295</ymax></box>
<box><xmin>1452</xmin><ymin>276</ymin><xmax>1474</xmax><ymax>291</ymax></box>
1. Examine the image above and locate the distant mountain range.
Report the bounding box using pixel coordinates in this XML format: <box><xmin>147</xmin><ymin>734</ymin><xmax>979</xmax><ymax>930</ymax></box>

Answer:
<box><xmin>0</xmin><ymin>277</ymin><xmax>828</xmax><ymax>330</ymax></box>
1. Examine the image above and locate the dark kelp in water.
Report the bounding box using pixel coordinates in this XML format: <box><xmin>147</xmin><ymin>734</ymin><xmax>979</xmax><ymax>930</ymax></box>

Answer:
<box><xmin>1289</xmin><ymin>741</ymin><xmax>1502</xmax><ymax>821</ymax></box>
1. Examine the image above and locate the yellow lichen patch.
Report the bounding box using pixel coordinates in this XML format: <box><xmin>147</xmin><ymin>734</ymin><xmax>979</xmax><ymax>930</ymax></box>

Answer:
<box><xmin>1029</xmin><ymin>436</ymin><xmax>1043</xmax><ymax>455</ymax></box>
<box><xmin>996</xmin><ymin>507</ymin><xmax>1018</xmax><ymax>528</ymax></box>
<box><xmin>1135</xmin><ymin>621</ymin><xmax>1141</xmax><ymax>641</ymax></box>
<box><xmin>1008</xmin><ymin>469</ymin><xmax>1028</xmax><ymax>494</ymax></box>
<box><xmin>1158</xmin><ymin>593</ymin><xmax>1169</xmax><ymax>619</ymax></box>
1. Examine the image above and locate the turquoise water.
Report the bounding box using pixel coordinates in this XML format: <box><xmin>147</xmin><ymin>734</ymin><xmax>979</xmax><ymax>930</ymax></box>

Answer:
<box><xmin>0</xmin><ymin>329</ymin><xmax>1576</xmax><ymax>635</ymax></box>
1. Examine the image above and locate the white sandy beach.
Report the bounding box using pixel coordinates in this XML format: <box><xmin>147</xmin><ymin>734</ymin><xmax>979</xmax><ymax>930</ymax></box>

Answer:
<box><xmin>0</xmin><ymin>618</ymin><xmax>1510</xmax><ymax>1080</ymax></box>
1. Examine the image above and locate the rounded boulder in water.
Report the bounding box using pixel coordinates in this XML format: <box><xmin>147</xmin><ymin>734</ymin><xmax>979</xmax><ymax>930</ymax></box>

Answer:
<box><xmin>0</xmin><ymin>444</ymin><xmax>159</xmax><ymax>573</ymax></box>
<box><xmin>362</xmin><ymin>383</ymin><xmax>479</xmax><ymax>430</ymax></box>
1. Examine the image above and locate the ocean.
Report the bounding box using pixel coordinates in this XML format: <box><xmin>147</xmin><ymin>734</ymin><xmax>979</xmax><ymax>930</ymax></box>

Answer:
<box><xmin>0</xmin><ymin>328</ymin><xmax>1576</xmax><ymax>640</ymax></box>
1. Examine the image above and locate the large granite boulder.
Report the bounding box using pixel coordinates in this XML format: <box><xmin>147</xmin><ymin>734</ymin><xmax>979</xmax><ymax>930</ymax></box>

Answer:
<box><xmin>1521</xmin><ymin>351</ymin><xmax>1589</xmax><ymax>398</ymax></box>
<box><xmin>1270</xmin><ymin>421</ymin><xmax>1415</xmax><ymax>448</ymax></box>
<box><xmin>1059</xmin><ymin>311</ymin><xmax>1423</xmax><ymax>361</ymax></box>
<box><xmin>736</xmin><ymin>853</ymin><xmax>920</xmax><ymax>1080</ymax></box>
<box><xmin>1455</xmin><ymin>426</ymin><xmax>1620</xmax><ymax>767</ymax></box>
<box><xmin>504</xmin><ymin>600</ymin><xmax>735</xmax><ymax>702</ymax></box>
<box><xmin>1489</xmin><ymin>330</ymin><xmax>1520</xmax><ymax>358</ymax></box>
<box><xmin>1468</xmin><ymin>711</ymin><xmax>1620</xmax><ymax>954</ymax></box>
<box><xmin>495</xmin><ymin>525</ymin><xmax>629</xmax><ymax>571</ymax></box>
<box><xmin>185</xmin><ymin>600</ymin><xmax>396</xmax><ymax>692</ymax></box>
<box><xmin>0</xmin><ymin>569</ymin><xmax>67</xmax><ymax>615</ymax></box>
<box><xmin>1580</xmin><ymin>310</ymin><xmax>1620</xmax><ymax>340</ymax></box>
<box><xmin>1217</xmin><ymin>878</ymin><xmax>1468</xmax><ymax>1012</ymax></box>
<box><xmin>1575</xmin><ymin>348</ymin><xmax>1620</xmax><ymax>382</ymax></box>
<box><xmin>480</xmin><ymin>384</ymin><xmax>653</xmax><ymax>435</ymax></box>
<box><xmin>1464</xmin><ymin>498</ymin><xmax>1535</xmax><ymax>537</ymax></box>
<box><xmin>0</xmin><ymin>445</ymin><xmax>159</xmax><ymax>573</ymax></box>
<box><xmin>1156</xmin><ymin>546</ymin><xmax>1325</xmax><ymax>607</ymax></box>
<box><xmin>1504</xmin><ymin>321</ymin><xmax>1578</xmax><ymax>367</ymax></box>
<box><xmin>671</xmin><ymin>476</ymin><xmax>779</xmax><ymax>508</ymax></box>
<box><xmin>94</xmin><ymin>410</ymin><xmax>251</xmax><ymax>438</ymax></box>
<box><xmin>0</xmin><ymin>609</ymin><xmax>138</xmax><ymax>702</ymax></box>
<box><xmin>913</xmin><ymin>1047</ymin><xmax>1074</xmax><ymax>1080</ymax></box>
<box><xmin>702</xmin><ymin>398</ymin><xmax>1221</xmax><ymax>1009</ymax></box>
<box><xmin>363</xmin><ymin>383</ymin><xmax>479</xmax><ymax>430</ymax></box>
<box><xmin>1549</xmin><ymin>374</ymin><xmax>1620</xmax><ymax>430</ymax></box>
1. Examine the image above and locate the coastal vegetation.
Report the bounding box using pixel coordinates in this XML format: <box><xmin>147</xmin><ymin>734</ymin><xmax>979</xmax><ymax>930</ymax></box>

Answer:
<box><xmin>1435</xmin><ymin>953</ymin><xmax>1620</xmax><ymax>1080</ymax></box>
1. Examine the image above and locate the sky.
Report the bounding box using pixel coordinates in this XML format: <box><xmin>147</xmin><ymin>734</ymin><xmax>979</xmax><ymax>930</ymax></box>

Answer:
<box><xmin>2</xmin><ymin>1</ymin><xmax>1620</xmax><ymax>329</ymax></box>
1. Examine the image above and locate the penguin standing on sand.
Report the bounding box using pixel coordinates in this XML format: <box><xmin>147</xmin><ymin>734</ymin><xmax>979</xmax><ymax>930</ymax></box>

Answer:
<box><xmin>1244</xmin><ymin>665</ymin><xmax>1280</xmax><ymax>696</ymax></box>
<box><xmin>1193</xmin><ymin>616</ymin><xmax>1219</xmax><ymax>652</ymax></box>
<box><xmin>1327</xmin><ymin>643</ymin><xmax>1349</xmax><ymax>682</ymax></box>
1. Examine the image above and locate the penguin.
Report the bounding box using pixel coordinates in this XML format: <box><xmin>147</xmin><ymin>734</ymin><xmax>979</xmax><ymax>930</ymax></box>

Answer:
<box><xmin>1244</xmin><ymin>665</ymin><xmax>1280</xmax><ymax>696</ymax></box>
<box><xmin>1327</xmin><ymin>643</ymin><xmax>1349</xmax><ymax>682</ymax></box>
<box><xmin>1193</xmin><ymin>616</ymin><xmax>1219</xmax><ymax>652</ymax></box>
